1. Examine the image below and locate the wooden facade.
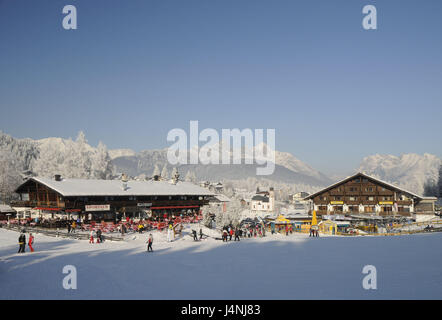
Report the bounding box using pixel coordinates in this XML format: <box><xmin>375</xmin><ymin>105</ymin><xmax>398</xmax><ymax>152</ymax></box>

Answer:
<box><xmin>305</xmin><ymin>173</ymin><xmax>429</xmax><ymax>217</ymax></box>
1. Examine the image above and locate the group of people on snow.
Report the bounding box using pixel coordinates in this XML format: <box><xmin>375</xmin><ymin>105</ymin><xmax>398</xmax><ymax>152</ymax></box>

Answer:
<box><xmin>222</xmin><ymin>225</ymin><xmax>242</xmax><ymax>242</ymax></box>
<box><xmin>17</xmin><ymin>231</ymin><xmax>34</xmax><ymax>253</ymax></box>
<box><xmin>309</xmin><ymin>226</ymin><xmax>320</xmax><ymax>237</ymax></box>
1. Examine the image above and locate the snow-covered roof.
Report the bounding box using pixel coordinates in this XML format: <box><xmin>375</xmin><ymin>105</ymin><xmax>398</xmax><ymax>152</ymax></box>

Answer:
<box><xmin>212</xmin><ymin>194</ymin><xmax>231</xmax><ymax>202</ymax></box>
<box><xmin>18</xmin><ymin>177</ymin><xmax>215</xmax><ymax>197</ymax></box>
<box><xmin>0</xmin><ymin>204</ymin><xmax>15</xmax><ymax>213</ymax></box>
<box><xmin>304</xmin><ymin>172</ymin><xmax>423</xmax><ymax>200</ymax></box>
<box><xmin>319</xmin><ymin>220</ymin><xmax>351</xmax><ymax>226</ymax></box>
<box><xmin>251</xmin><ymin>195</ymin><xmax>269</xmax><ymax>202</ymax></box>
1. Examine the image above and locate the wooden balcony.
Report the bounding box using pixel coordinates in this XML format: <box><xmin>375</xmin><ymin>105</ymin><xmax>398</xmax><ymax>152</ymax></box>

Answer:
<box><xmin>11</xmin><ymin>200</ymin><xmax>65</xmax><ymax>208</ymax></box>
<box><xmin>344</xmin><ymin>187</ymin><xmax>360</xmax><ymax>194</ymax></box>
<box><xmin>345</xmin><ymin>199</ymin><xmax>360</xmax><ymax>205</ymax></box>
<box><xmin>378</xmin><ymin>189</ymin><xmax>394</xmax><ymax>196</ymax></box>
<box><xmin>397</xmin><ymin>200</ymin><xmax>412</xmax><ymax>206</ymax></box>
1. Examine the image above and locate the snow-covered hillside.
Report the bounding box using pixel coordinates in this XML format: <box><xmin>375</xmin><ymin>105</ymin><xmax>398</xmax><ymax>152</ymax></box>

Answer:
<box><xmin>358</xmin><ymin>153</ymin><xmax>441</xmax><ymax>196</ymax></box>
<box><xmin>1</xmin><ymin>228</ymin><xmax>442</xmax><ymax>299</ymax></box>
<box><xmin>108</xmin><ymin>148</ymin><xmax>136</xmax><ymax>160</ymax></box>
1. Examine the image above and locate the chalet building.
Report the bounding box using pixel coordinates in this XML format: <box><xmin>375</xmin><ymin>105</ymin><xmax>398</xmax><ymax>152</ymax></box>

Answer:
<box><xmin>304</xmin><ymin>172</ymin><xmax>437</xmax><ymax>218</ymax></box>
<box><xmin>12</xmin><ymin>175</ymin><xmax>214</xmax><ymax>221</ymax></box>
<box><xmin>251</xmin><ymin>187</ymin><xmax>275</xmax><ymax>212</ymax></box>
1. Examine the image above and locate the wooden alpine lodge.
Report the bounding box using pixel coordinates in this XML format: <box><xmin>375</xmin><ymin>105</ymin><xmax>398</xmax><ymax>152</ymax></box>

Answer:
<box><xmin>304</xmin><ymin>172</ymin><xmax>437</xmax><ymax>218</ymax></box>
<box><xmin>11</xmin><ymin>174</ymin><xmax>214</xmax><ymax>222</ymax></box>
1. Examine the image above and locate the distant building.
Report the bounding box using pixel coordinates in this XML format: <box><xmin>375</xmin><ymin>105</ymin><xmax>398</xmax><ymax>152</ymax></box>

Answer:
<box><xmin>304</xmin><ymin>172</ymin><xmax>437</xmax><ymax>218</ymax></box>
<box><xmin>209</xmin><ymin>182</ymin><xmax>224</xmax><ymax>194</ymax></box>
<box><xmin>290</xmin><ymin>192</ymin><xmax>311</xmax><ymax>212</ymax></box>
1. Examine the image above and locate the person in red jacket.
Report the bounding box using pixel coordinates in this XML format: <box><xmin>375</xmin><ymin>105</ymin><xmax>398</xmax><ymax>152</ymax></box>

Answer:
<box><xmin>28</xmin><ymin>233</ymin><xmax>35</xmax><ymax>252</ymax></box>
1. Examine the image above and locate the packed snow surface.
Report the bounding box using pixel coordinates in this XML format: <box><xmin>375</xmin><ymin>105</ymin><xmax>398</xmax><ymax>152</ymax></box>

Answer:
<box><xmin>1</xmin><ymin>227</ymin><xmax>441</xmax><ymax>299</ymax></box>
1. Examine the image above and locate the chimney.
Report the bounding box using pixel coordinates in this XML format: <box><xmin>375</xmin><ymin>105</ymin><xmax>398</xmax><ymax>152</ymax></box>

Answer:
<box><xmin>54</xmin><ymin>174</ymin><xmax>62</xmax><ymax>181</ymax></box>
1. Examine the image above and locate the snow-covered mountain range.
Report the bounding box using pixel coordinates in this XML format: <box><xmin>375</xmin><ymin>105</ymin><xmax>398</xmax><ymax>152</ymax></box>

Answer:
<box><xmin>110</xmin><ymin>143</ymin><xmax>332</xmax><ymax>187</ymax></box>
<box><xmin>358</xmin><ymin>153</ymin><xmax>441</xmax><ymax>196</ymax></box>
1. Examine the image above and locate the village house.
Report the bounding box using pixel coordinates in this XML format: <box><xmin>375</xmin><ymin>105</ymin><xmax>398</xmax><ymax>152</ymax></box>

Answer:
<box><xmin>250</xmin><ymin>187</ymin><xmax>275</xmax><ymax>212</ymax></box>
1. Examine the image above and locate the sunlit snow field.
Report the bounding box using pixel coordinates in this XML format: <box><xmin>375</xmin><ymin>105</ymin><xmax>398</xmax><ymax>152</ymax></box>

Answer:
<box><xmin>1</xmin><ymin>228</ymin><xmax>441</xmax><ymax>299</ymax></box>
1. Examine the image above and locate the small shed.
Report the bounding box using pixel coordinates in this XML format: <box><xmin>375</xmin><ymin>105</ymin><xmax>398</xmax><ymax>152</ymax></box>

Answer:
<box><xmin>319</xmin><ymin>220</ymin><xmax>351</xmax><ymax>235</ymax></box>
<box><xmin>0</xmin><ymin>204</ymin><xmax>16</xmax><ymax>220</ymax></box>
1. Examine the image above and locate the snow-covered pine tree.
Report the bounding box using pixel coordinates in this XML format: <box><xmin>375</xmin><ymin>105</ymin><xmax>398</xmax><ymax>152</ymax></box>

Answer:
<box><xmin>0</xmin><ymin>150</ymin><xmax>23</xmax><ymax>202</ymax></box>
<box><xmin>438</xmin><ymin>164</ymin><xmax>442</xmax><ymax>199</ymax></box>
<box><xmin>91</xmin><ymin>141</ymin><xmax>114</xmax><ymax>179</ymax></box>
<box><xmin>184</xmin><ymin>170</ymin><xmax>197</xmax><ymax>183</ymax></box>
<box><xmin>184</xmin><ymin>170</ymin><xmax>192</xmax><ymax>182</ymax></box>
<box><xmin>161</xmin><ymin>164</ymin><xmax>169</xmax><ymax>180</ymax></box>
<box><xmin>152</xmin><ymin>164</ymin><xmax>161</xmax><ymax>177</ymax></box>
<box><xmin>201</xmin><ymin>206</ymin><xmax>213</xmax><ymax>228</ymax></box>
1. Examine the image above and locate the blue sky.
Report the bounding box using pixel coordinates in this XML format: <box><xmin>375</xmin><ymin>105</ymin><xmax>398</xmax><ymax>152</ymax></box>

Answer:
<box><xmin>0</xmin><ymin>0</ymin><xmax>441</xmax><ymax>175</ymax></box>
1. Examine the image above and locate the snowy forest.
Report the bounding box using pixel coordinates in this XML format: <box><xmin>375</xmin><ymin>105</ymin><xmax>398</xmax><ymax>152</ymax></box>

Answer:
<box><xmin>0</xmin><ymin>131</ymin><xmax>114</xmax><ymax>201</ymax></box>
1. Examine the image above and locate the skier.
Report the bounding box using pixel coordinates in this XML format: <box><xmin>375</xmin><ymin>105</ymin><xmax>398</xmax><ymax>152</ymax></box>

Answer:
<box><xmin>285</xmin><ymin>224</ymin><xmax>289</xmax><ymax>236</ymax></box>
<box><xmin>222</xmin><ymin>228</ymin><xmax>228</xmax><ymax>242</ymax></box>
<box><xmin>28</xmin><ymin>233</ymin><xmax>35</xmax><ymax>252</ymax></box>
<box><xmin>71</xmin><ymin>221</ymin><xmax>76</xmax><ymax>233</ymax></box>
<box><xmin>89</xmin><ymin>230</ymin><xmax>94</xmax><ymax>244</ymax></box>
<box><xmin>146</xmin><ymin>233</ymin><xmax>153</xmax><ymax>252</ymax></box>
<box><xmin>199</xmin><ymin>228</ymin><xmax>203</xmax><ymax>240</ymax></box>
<box><xmin>192</xmin><ymin>229</ymin><xmax>198</xmax><ymax>241</ymax></box>
<box><xmin>18</xmin><ymin>232</ymin><xmax>26</xmax><ymax>253</ymax></box>
<box><xmin>167</xmin><ymin>223</ymin><xmax>173</xmax><ymax>242</ymax></box>
<box><xmin>96</xmin><ymin>229</ymin><xmax>102</xmax><ymax>243</ymax></box>
<box><xmin>229</xmin><ymin>228</ymin><xmax>233</xmax><ymax>241</ymax></box>
<box><xmin>67</xmin><ymin>222</ymin><xmax>71</xmax><ymax>234</ymax></box>
<box><xmin>234</xmin><ymin>228</ymin><xmax>240</xmax><ymax>241</ymax></box>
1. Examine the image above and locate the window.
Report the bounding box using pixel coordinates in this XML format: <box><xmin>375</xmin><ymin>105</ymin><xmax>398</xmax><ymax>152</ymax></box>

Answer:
<box><xmin>366</xmin><ymin>196</ymin><xmax>374</xmax><ymax>201</ymax></box>
<box><xmin>21</xmin><ymin>193</ymin><xmax>30</xmax><ymax>201</ymax></box>
<box><xmin>349</xmin><ymin>196</ymin><xmax>357</xmax><ymax>201</ymax></box>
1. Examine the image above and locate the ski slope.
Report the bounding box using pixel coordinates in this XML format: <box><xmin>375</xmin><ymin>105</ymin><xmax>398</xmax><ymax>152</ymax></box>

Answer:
<box><xmin>1</xmin><ymin>227</ymin><xmax>442</xmax><ymax>299</ymax></box>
